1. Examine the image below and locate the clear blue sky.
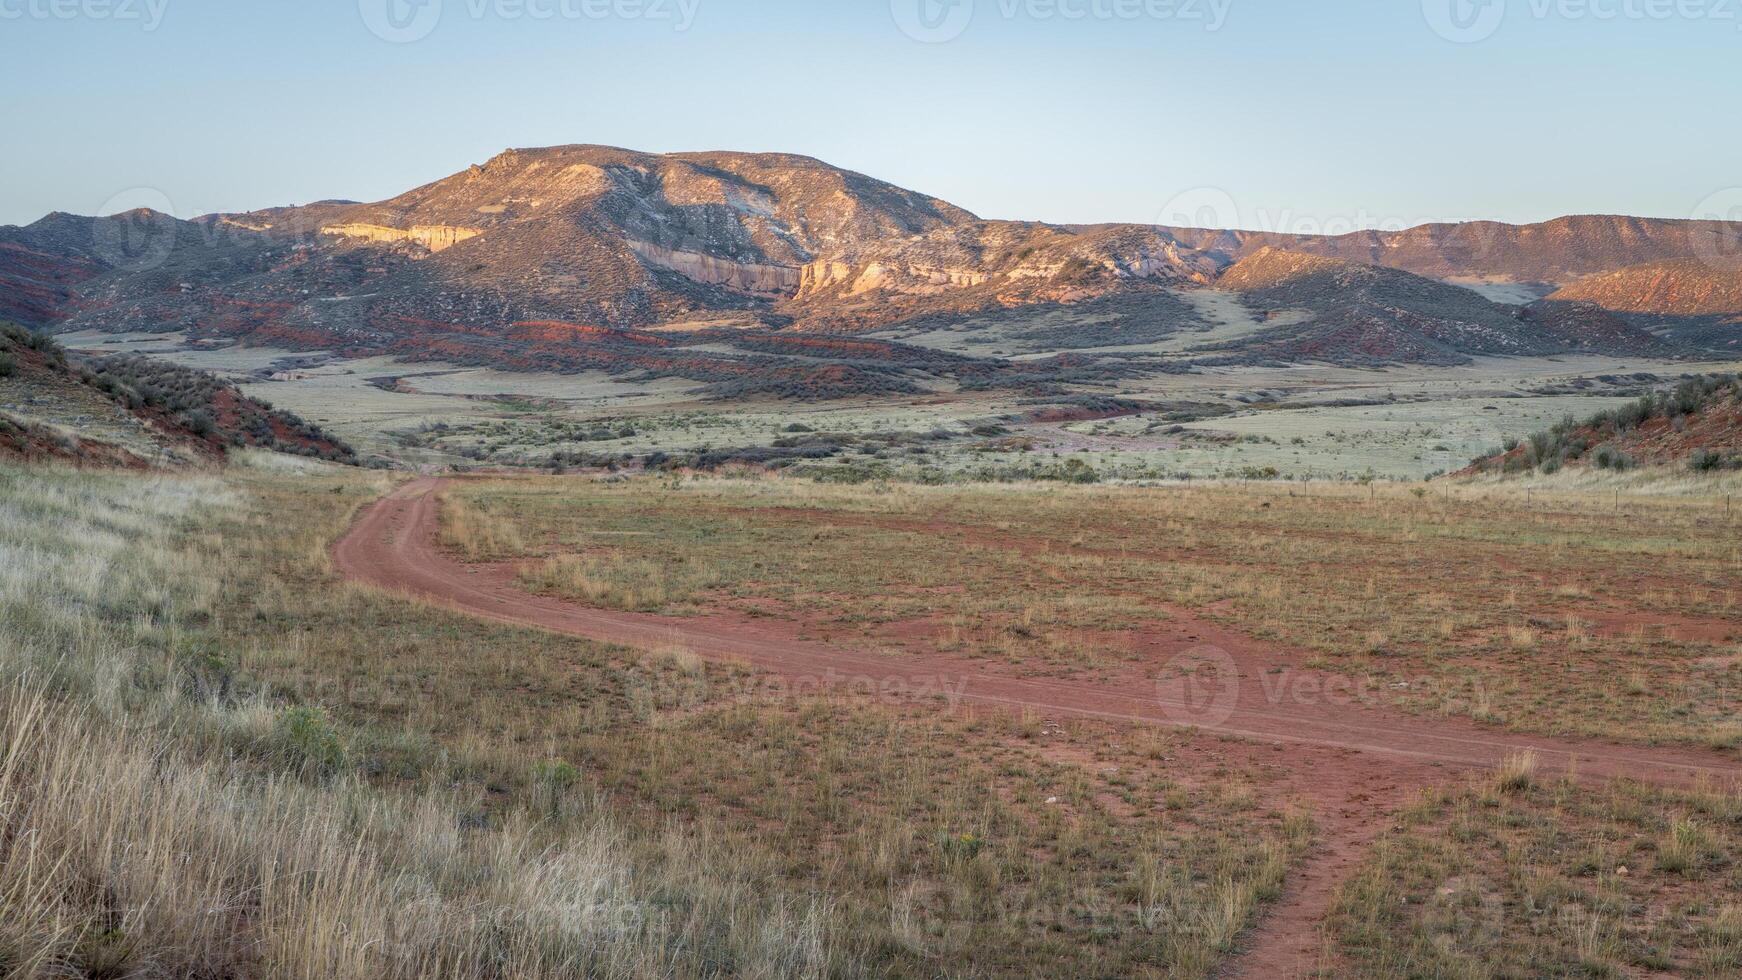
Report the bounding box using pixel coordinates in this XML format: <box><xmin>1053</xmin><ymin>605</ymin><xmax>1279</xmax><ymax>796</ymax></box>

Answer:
<box><xmin>2</xmin><ymin>0</ymin><xmax>1736</xmax><ymax>230</ymax></box>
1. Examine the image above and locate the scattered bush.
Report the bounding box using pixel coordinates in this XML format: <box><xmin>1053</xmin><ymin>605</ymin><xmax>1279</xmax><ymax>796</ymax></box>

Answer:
<box><xmin>937</xmin><ymin>831</ymin><xmax>987</xmax><ymax>861</ymax></box>
<box><xmin>179</xmin><ymin>409</ymin><xmax>216</xmax><ymax>437</ymax></box>
<box><xmin>1689</xmin><ymin>449</ymin><xmax>1739</xmax><ymax>473</ymax></box>
<box><xmin>1592</xmin><ymin>445</ymin><xmax>1633</xmax><ymax>470</ymax></box>
<box><xmin>276</xmin><ymin>705</ymin><xmax>345</xmax><ymax>774</ymax></box>
<box><xmin>0</xmin><ymin>325</ymin><xmax>355</xmax><ymax>462</ymax></box>
<box><xmin>1476</xmin><ymin>373</ymin><xmax>1739</xmax><ymax>474</ymax></box>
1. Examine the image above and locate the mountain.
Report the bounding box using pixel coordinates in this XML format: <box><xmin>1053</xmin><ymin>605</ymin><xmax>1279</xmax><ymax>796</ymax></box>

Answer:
<box><xmin>773</xmin><ymin>214</ymin><xmax>1739</xmax><ymax>333</ymax></box>
<box><xmin>0</xmin><ymin>210</ymin><xmax>172</xmax><ymax>327</ymax></box>
<box><xmin>1538</xmin><ymin>258</ymin><xmax>1742</xmax><ymax>352</ymax></box>
<box><xmin>5</xmin><ymin>145</ymin><xmax>1738</xmax><ymax>379</ymax></box>
<box><xmin>226</xmin><ymin>145</ymin><xmax>978</xmax><ymax>327</ymax></box>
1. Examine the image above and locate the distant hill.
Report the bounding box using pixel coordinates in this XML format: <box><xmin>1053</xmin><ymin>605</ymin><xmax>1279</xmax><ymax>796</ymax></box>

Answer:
<box><xmin>1516</xmin><ymin>299</ymin><xmax>1681</xmax><ymax>357</ymax></box>
<box><xmin>0</xmin><ymin>322</ymin><xmax>355</xmax><ymax>466</ymax></box>
<box><xmin>1544</xmin><ymin>258</ymin><xmax>1742</xmax><ymax>352</ymax></box>
<box><xmin>1549</xmin><ymin>258</ymin><xmax>1742</xmax><ymax>317</ymax></box>
<box><xmin>1160</xmin><ymin>214</ymin><xmax>1742</xmax><ymax>286</ymax></box>
<box><xmin>211</xmin><ymin>145</ymin><xmax>980</xmax><ymax>331</ymax></box>
<box><xmin>1202</xmin><ymin>248</ymin><xmax>1672</xmax><ymax>365</ymax></box>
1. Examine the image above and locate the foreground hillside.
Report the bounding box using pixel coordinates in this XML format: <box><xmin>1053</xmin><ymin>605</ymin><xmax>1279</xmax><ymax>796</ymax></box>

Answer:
<box><xmin>1465</xmin><ymin>374</ymin><xmax>1741</xmax><ymax>475</ymax></box>
<box><xmin>0</xmin><ymin>322</ymin><xmax>354</xmax><ymax>466</ymax></box>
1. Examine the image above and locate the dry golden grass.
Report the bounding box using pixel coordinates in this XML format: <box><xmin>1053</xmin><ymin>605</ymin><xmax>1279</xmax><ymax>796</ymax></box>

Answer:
<box><xmin>0</xmin><ymin>463</ymin><xmax>1314</xmax><ymax>978</ymax></box>
<box><xmin>12</xmin><ymin>462</ymin><xmax>1734</xmax><ymax>977</ymax></box>
<box><xmin>438</xmin><ymin>490</ymin><xmax>527</xmax><ymax>560</ymax></box>
<box><xmin>1496</xmin><ymin>750</ymin><xmax>1539</xmax><ymax>794</ymax></box>
<box><xmin>519</xmin><ymin>550</ymin><xmax>728</xmax><ymax>612</ymax></box>
<box><xmin>445</xmin><ymin>474</ymin><xmax>1741</xmax><ymax>745</ymax></box>
<box><xmin>0</xmin><ymin>466</ymin><xmax>830</xmax><ymax>979</ymax></box>
<box><xmin>0</xmin><ymin>682</ymin><xmax>833</xmax><ymax>979</ymax></box>
<box><xmin>1327</xmin><ymin>771</ymin><xmax>1742</xmax><ymax>977</ymax></box>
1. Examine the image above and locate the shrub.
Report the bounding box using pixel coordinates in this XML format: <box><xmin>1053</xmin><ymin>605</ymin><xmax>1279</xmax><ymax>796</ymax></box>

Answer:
<box><xmin>0</xmin><ymin>350</ymin><xmax>14</xmax><ymax>377</ymax></box>
<box><xmin>1055</xmin><ymin>457</ymin><xmax>1100</xmax><ymax>484</ymax></box>
<box><xmin>180</xmin><ymin>409</ymin><xmax>216</xmax><ymax>437</ymax></box>
<box><xmin>1593</xmin><ymin>445</ymin><xmax>1633</xmax><ymax>471</ymax></box>
<box><xmin>276</xmin><ymin>705</ymin><xmax>345</xmax><ymax>773</ymax></box>
<box><xmin>1484</xmin><ymin>374</ymin><xmax>1741</xmax><ymax>474</ymax></box>
<box><xmin>1496</xmin><ymin>751</ymin><xmax>1538</xmax><ymax>793</ymax></box>
<box><xmin>1689</xmin><ymin>450</ymin><xmax>1736</xmax><ymax>473</ymax></box>
<box><xmin>937</xmin><ymin>831</ymin><xmax>987</xmax><ymax>861</ymax></box>
<box><xmin>534</xmin><ymin>759</ymin><xmax>582</xmax><ymax>789</ymax></box>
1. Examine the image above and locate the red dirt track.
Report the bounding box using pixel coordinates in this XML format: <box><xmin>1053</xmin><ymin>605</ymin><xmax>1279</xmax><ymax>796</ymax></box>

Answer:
<box><xmin>333</xmin><ymin>478</ymin><xmax>1741</xmax><ymax>977</ymax></box>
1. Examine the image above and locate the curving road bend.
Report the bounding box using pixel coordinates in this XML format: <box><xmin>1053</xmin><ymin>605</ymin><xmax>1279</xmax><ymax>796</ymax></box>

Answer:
<box><xmin>331</xmin><ymin>477</ymin><xmax>1741</xmax><ymax>978</ymax></box>
<box><xmin>334</xmin><ymin>478</ymin><xmax>1737</xmax><ymax>786</ymax></box>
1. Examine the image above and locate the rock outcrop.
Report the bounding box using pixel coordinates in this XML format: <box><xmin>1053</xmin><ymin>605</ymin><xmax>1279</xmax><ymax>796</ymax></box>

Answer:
<box><xmin>628</xmin><ymin>241</ymin><xmax>801</xmax><ymax>296</ymax></box>
<box><xmin>321</xmin><ymin>223</ymin><xmax>484</xmax><ymax>253</ymax></box>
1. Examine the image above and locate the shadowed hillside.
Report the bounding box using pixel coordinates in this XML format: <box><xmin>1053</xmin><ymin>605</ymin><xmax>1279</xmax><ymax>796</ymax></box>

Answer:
<box><xmin>1200</xmin><ymin>248</ymin><xmax>1672</xmax><ymax>365</ymax></box>
<box><xmin>0</xmin><ymin>322</ymin><xmax>355</xmax><ymax>466</ymax></box>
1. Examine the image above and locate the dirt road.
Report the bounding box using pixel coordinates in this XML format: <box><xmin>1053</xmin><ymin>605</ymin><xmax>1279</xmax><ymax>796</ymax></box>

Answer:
<box><xmin>332</xmin><ymin>477</ymin><xmax>1740</xmax><ymax>977</ymax></box>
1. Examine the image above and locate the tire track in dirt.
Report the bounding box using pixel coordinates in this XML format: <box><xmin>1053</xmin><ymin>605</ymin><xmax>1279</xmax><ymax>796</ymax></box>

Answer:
<box><xmin>332</xmin><ymin>478</ymin><xmax>1741</xmax><ymax>978</ymax></box>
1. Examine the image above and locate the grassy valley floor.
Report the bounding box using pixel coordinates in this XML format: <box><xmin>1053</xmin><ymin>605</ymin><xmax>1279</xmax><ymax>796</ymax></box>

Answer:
<box><xmin>2</xmin><ymin>459</ymin><xmax>1738</xmax><ymax>977</ymax></box>
<box><xmin>0</xmin><ymin>459</ymin><xmax>1323</xmax><ymax>978</ymax></box>
<box><xmin>444</xmin><ymin>472</ymin><xmax>1741</xmax><ymax>746</ymax></box>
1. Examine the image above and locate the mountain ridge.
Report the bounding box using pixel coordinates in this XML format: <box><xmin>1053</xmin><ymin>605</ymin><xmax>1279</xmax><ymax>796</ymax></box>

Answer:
<box><xmin>3</xmin><ymin>145</ymin><xmax>1737</xmax><ymax>375</ymax></box>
